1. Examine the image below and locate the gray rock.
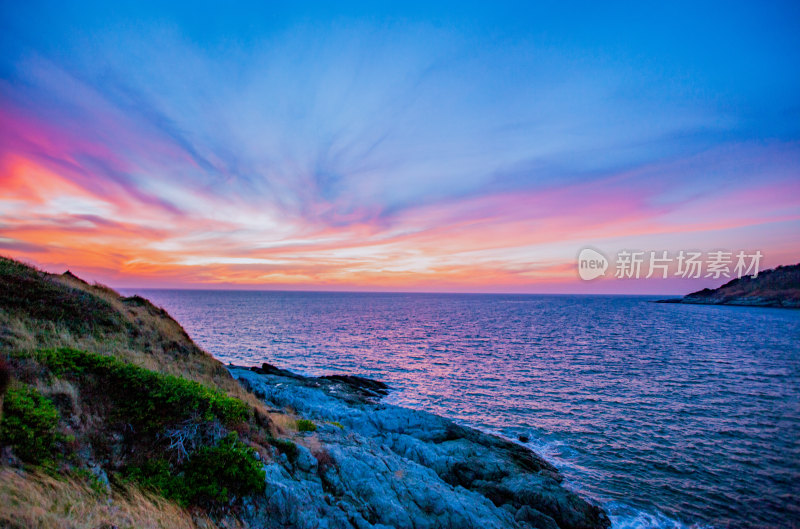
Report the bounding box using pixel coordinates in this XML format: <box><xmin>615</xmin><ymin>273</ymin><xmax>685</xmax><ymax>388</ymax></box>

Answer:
<box><xmin>229</xmin><ymin>366</ymin><xmax>610</xmax><ymax>529</ymax></box>
<box><xmin>294</xmin><ymin>443</ymin><xmax>319</xmax><ymax>473</ymax></box>
<box><xmin>515</xmin><ymin>506</ymin><xmax>559</xmax><ymax>529</ymax></box>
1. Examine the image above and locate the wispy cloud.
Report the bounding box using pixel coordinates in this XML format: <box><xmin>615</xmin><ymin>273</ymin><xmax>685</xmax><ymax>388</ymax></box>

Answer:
<box><xmin>1</xmin><ymin>2</ymin><xmax>798</xmax><ymax>292</ymax></box>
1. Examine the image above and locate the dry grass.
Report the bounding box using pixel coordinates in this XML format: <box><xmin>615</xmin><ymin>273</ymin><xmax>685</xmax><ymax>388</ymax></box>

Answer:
<box><xmin>0</xmin><ymin>468</ymin><xmax>238</xmax><ymax>529</ymax></box>
<box><xmin>267</xmin><ymin>411</ymin><xmax>299</xmax><ymax>436</ymax></box>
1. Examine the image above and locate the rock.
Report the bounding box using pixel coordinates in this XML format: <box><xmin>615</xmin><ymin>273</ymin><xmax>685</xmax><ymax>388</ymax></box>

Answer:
<box><xmin>229</xmin><ymin>365</ymin><xmax>610</xmax><ymax>529</ymax></box>
<box><xmin>294</xmin><ymin>444</ymin><xmax>318</xmax><ymax>473</ymax></box>
<box><xmin>251</xmin><ymin>362</ymin><xmax>306</xmax><ymax>379</ymax></box>
<box><xmin>515</xmin><ymin>506</ymin><xmax>559</xmax><ymax>529</ymax></box>
<box><xmin>320</xmin><ymin>374</ymin><xmax>390</xmax><ymax>398</ymax></box>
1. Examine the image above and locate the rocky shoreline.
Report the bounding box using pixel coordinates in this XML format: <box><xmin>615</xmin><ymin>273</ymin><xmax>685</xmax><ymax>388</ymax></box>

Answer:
<box><xmin>229</xmin><ymin>363</ymin><xmax>610</xmax><ymax>529</ymax></box>
<box><xmin>656</xmin><ymin>296</ymin><xmax>800</xmax><ymax>308</ymax></box>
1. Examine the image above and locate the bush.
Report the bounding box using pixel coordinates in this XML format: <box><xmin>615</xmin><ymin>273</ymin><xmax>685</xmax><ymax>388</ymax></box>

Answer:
<box><xmin>0</xmin><ymin>384</ymin><xmax>60</xmax><ymax>464</ymax></box>
<box><xmin>24</xmin><ymin>348</ymin><xmax>265</xmax><ymax>507</ymax></box>
<box><xmin>124</xmin><ymin>459</ymin><xmax>187</xmax><ymax>503</ymax></box>
<box><xmin>127</xmin><ymin>433</ymin><xmax>265</xmax><ymax>506</ymax></box>
<box><xmin>183</xmin><ymin>433</ymin><xmax>266</xmax><ymax>503</ymax></box>
<box><xmin>296</xmin><ymin>419</ymin><xmax>317</xmax><ymax>432</ymax></box>
<box><xmin>36</xmin><ymin>348</ymin><xmax>249</xmax><ymax>431</ymax></box>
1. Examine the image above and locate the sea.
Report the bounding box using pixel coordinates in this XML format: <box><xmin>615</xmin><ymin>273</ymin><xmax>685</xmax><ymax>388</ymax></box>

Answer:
<box><xmin>121</xmin><ymin>290</ymin><xmax>800</xmax><ymax>529</ymax></box>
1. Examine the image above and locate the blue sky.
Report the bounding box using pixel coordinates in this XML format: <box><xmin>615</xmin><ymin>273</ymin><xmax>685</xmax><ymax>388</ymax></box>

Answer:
<box><xmin>1</xmin><ymin>1</ymin><xmax>798</xmax><ymax>292</ymax></box>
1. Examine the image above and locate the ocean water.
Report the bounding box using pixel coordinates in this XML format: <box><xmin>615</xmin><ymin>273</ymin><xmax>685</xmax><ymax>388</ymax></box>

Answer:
<box><xmin>124</xmin><ymin>290</ymin><xmax>800</xmax><ymax>529</ymax></box>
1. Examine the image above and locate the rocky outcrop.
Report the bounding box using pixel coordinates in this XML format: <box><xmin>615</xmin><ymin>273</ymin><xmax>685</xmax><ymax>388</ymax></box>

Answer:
<box><xmin>657</xmin><ymin>263</ymin><xmax>800</xmax><ymax>308</ymax></box>
<box><xmin>231</xmin><ymin>365</ymin><xmax>610</xmax><ymax>529</ymax></box>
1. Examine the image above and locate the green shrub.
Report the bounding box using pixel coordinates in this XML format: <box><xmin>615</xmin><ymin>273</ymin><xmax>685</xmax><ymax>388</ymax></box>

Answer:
<box><xmin>296</xmin><ymin>419</ymin><xmax>317</xmax><ymax>432</ymax></box>
<box><xmin>124</xmin><ymin>458</ymin><xmax>188</xmax><ymax>503</ymax></box>
<box><xmin>183</xmin><ymin>433</ymin><xmax>266</xmax><ymax>503</ymax></box>
<box><xmin>24</xmin><ymin>348</ymin><xmax>264</xmax><ymax>507</ymax></box>
<box><xmin>36</xmin><ymin>348</ymin><xmax>249</xmax><ymax>431</ymax></box>
<box><xmin>0</xmin><ymin>384</ymin><xmax>60</xmax><ymax>464</ymax></box>
<box><xmin>126</xmin><ymin>433</ymin><xmax>265</xmax><ymax>506</ymax></box>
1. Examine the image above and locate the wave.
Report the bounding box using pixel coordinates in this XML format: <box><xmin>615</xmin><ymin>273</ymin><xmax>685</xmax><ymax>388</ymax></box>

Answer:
<box><xmin>606</xmin><ymin>502</ymin><xmax>714</xmax><ymax>529</ymax></box>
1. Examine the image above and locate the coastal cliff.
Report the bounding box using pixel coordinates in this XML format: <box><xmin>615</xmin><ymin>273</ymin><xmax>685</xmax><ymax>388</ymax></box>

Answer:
<box><xmin>0</xmin><ymin>256</ymin><xmax>609</xmax><ymax>529</ymax></box>
<box><xmin>657</xmin><ymin>263</ymin><xmax>800</xmax><ymax>308</ymax></box>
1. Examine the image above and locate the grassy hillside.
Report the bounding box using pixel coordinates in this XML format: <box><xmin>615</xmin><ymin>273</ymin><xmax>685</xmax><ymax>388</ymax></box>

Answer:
<box><xmin>0</xmin><ymin>256</ymin><xmax>303</xmax><ymax>529</ymax></box>
<box><xmin>0</xmin><ymin>257</ymin><xmax>248</xmax><ymax>398</ymax></box>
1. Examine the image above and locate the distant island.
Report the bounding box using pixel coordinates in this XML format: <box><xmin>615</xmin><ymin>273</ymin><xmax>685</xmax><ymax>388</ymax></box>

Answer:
<box><xmin>657</xmin><ymin>263</ymin><xmax>800</xmax><ymax>308</ymax></box>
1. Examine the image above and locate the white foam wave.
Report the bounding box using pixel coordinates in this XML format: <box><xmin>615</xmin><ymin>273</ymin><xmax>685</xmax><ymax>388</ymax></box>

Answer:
<box><xmin>607</xmin><ymin>502</ymin><xmax>714</xmax><ymax>529</ymax></box>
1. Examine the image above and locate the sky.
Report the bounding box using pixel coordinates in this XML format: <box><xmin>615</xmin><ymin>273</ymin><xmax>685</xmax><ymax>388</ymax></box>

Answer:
<box><xmin>1</xmin><ymin>1</ymin><xmax>799</xmax><ymax>293</ymax></box>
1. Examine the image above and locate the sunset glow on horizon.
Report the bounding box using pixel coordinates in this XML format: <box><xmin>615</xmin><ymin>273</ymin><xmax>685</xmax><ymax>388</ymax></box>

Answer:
<box><xmin>1</xmin><ymin>2</ymin><xmax>799</xmax><ymax>294</ymax></box>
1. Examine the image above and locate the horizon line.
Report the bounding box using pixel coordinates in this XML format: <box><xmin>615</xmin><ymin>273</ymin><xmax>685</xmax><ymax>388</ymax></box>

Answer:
<box><xmin>117</xmin><ymin>285</ymin><xmax>680</xmax><ymax>297</ymax></box>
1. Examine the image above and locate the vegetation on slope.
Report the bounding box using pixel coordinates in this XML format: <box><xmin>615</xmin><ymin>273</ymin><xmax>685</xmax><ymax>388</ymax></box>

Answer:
<box><xmin>0</xmin><ymin>256</ymin><xmax>254</xmax><ymax>403</ymax></box>
<box><xmin>0</xmin><ymin>467</ymin><xmax>240</xmax><ymax>529</ymax></box>
<box><xmin>0</xmin><ymin>259</ymin><xmax>130</xmax><ymax>336</ymax></box>
<box><xmin>35</xmin><ymin>347</ymin><xmax>250</xmax><ymax>430</ymax></box>
<box><xmin>0</xmin><ymin>383</ymin><xmax>60</xmax><ymax>465</ymax></box>
<box><xmin>126</xmin><ymin>432</ymin><xmax>267</xmax><ymax>506</ymax></box>
<box><xmin>0</xmin><ymin>256</ymin><xmax>308</xmax><ymax>527</ymax></box>
<box><xmin>2</xmin><ymin>344</ymin><xmax>269</xmax><ymax>506</ymax></box>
